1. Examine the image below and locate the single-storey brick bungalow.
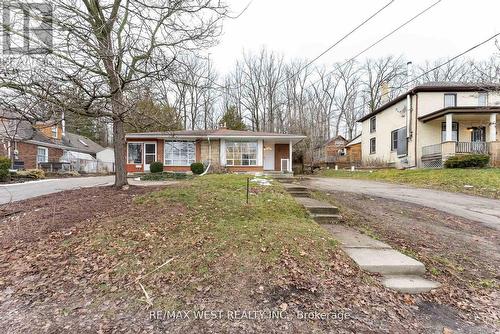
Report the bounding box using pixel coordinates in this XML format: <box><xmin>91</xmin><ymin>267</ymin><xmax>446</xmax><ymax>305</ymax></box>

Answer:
<box><xmin>125</xmin><ymin>129</ymin><xmax>306</xmax><ymax>173</ymax></box>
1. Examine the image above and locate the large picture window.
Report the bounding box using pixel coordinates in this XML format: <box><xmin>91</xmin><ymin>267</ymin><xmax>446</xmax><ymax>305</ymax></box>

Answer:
<box><xmin>164</xmin><ymin>141</ymin><xmax>195</xmax><ymax>166</ymax></box>
<box><xmin>128</xmin><ymin>143</ymin><xmax>143</xmax><ymax>164</ymax></box>
<box><xmin>226</xmin><ymin>141</ymin><xmax>257</xmax><ymax>166</ymax></box>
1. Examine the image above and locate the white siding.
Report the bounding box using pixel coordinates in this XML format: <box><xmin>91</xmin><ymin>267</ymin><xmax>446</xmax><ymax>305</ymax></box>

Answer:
<box><xmin>361</xmin><ymin>99</ymin><xmax>409</xmax><ymax>166</ymax></box>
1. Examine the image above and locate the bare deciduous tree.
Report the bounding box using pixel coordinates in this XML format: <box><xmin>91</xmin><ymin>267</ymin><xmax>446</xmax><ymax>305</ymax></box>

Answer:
<box><xmin>1</xmin><ymin>0</ymin><xmax>228</xmax><ymax>187</ymax></box>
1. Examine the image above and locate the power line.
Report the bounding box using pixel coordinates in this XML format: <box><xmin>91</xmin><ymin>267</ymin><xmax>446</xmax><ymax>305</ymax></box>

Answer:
<box><xmin>343</xmin><ymin>0</ymin><xmax>442</xmax><ymax>66</ymax></box>
<box><xmin>353</xmin><ymin>31</ymin><xmax>500</xmax><ymax>113</ymax></box>
<box><xmin>400</xmin><ymin>32</ymin><xmax>500</xmax><ymax>88</ymax></box>
<box><xmin>308</xmin><ymin>0</ymin><xmax>443</xmax><ymax>89</ymax></box>
<box><xmin>278</xmin><ymin>0</ymin><xmax>396</xmax><ymax>84</ymax></box>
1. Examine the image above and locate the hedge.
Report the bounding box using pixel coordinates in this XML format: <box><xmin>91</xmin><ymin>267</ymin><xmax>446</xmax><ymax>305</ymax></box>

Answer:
<box><xmin>0</xmin><ymin>156</ymin><xmax>10</xmax><ymax>181</ymax></box>
<box><xmin>190</xmin><ymin>162</ymin><xmax>204</xmax><ymax>175</ymax></box>
<box><xmin>141</xmin><ymin>172</ymin><xmax>189</xmax><ymax>181</ymax></box>
<box><xmin>149</xmin><ymin>161</ymin><xmax>164</xmax><ymax>173</ymax></box>
<box><xmin>444</xmin><ymin>154</ymin><xmax>490</xmax><ymax>168</ymax></box>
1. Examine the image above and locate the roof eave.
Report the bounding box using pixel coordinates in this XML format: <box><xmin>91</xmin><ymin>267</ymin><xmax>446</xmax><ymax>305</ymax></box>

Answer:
<box><xmin>125</xmin><ymin>133</ymin><xmax>307</xmax><ymax>140</ymax></box>
<box><xmin>418</xmin><ymin>106</ymin><xmax>500</xmax><ymax>123</ymax></box>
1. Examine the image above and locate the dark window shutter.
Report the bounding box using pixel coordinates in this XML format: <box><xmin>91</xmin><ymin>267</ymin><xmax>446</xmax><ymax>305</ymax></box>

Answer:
<box><xmin>397</xmin><ymin>127</ymin><xmax>407</xmax><ymax>156</ymax></box>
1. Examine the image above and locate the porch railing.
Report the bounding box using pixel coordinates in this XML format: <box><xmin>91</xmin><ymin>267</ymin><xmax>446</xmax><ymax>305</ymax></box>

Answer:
<box><xmin>422</xmin><ymin>143</ymin><xmax>442</xmax><ymax>157</ymax></box>
<box><xmin>455</xmin><ymin>141</ymin><xmax>489</xmax><ymax>154</ymax></box>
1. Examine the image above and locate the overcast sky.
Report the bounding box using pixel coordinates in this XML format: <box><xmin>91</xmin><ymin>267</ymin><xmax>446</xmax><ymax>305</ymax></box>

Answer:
<box><xmin>210</xmin><ymin>0</ymin><xmax>500</xmax><ymax>74</ymax></box>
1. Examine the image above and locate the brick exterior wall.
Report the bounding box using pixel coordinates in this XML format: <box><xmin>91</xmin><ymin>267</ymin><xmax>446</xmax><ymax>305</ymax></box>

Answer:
<box><xmin>226</xmin><ymin>166</ymin><xmax>264</xmax><ymax>173</ymax></box>
<box><xmin>17</xmin><ymin>142</ymin><xmax>63</xmax><ymax>169</ymax></box>
<box><xmin>125</xmin><ymin>138</ymin><xmax>202</xmax><ymax>173</ymax></box>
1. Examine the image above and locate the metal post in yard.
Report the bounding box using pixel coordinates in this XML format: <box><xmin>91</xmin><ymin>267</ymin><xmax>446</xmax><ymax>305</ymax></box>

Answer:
<box><xmin>246</xmin><ymin>177</ymin><xmax>249</xmax><ymax>204</ymax></box>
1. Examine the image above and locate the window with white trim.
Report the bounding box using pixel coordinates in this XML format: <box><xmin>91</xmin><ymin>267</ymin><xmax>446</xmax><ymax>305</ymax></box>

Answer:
<box><xmin>444</xmin><ymin>94</ymin><xmax>456</xmax><ymax>107</ymax></box>
<box><xmin>226</xmin><ymin>141</ymin><xmax>257</xmax><ymax>166</ymax></box>
<box><xmin>478</xmin><ymin>92</ymin><xmax>488</xmax><ymax>106</ymax></box>
<box><xmin>128</xmin><ymin>143</ymin><xmax>143</xmax><ymax>164</ymax></box>
<box><xmin>164</xmin><ymin>141</ymin><xmax>195</xmax><ymax>166</ymax></box>
<box><xmin>369</xmin><ymin>138</ymin><xmax>376</xmax><ymax>154</ymax></box>
<box><xmin>37</xmin><ymin>147</ymin><xmax>48</xmax><ymax>163</ymax></box>
<box><xmin>391</xmin><ymin>130</ymin><xmax>398</xmax><ymax>151</ymax></box>
<box><xmin>441</xmin><ymin>122</ymin><xmax>459</xmax><ymax>142</ymax></box>
<box><xmin>369</xmin><ymin>116</ymin><xmax>376</xmax><ymax>133</ymax></box>
<box><xmin>51</xmin><ymin>126</ymin><xmax>58</xmax><ymax>138</ymax></box>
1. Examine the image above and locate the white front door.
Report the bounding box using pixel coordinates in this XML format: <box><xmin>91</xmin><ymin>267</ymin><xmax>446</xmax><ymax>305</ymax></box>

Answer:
<box><xmin>263</xmin><ymin>144</ymin><xmax>274</xmax><ymax>170</ymax></box>
<box><xmin>144</xmin><ymin>143</ymin><xmax>156</xmax><ymax>171</ymax></box>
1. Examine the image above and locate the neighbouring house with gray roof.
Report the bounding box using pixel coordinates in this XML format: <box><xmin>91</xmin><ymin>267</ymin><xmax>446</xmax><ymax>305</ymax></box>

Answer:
<box><xmin>0</xmin><ymin>118</ymin><xmax>103</xmax><ymax>170</ymax></box>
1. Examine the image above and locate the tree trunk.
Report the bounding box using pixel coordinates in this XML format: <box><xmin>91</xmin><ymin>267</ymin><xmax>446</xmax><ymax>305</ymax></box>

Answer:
<box><xmin>113</xmin><ymin>118</ymin><xmax>128</xmax><ymax>188</ymax></box>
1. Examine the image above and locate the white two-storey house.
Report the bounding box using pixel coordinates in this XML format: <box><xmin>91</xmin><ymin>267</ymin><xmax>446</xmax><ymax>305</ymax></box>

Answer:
<box><xmin>357</xmin><ymin>82</ymin><xmax>500</xmax><ymax>168</ymax></box>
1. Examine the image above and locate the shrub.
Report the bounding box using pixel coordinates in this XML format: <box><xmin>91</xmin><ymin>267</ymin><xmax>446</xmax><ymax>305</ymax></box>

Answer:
<box><xmin>15</xmin><ymin>169</ymin><xmax>46</xmax><ymax>179</ymax></box>
<box><xmin>444</xmin><ymin>154</ymin><xmax>490</xmax><ymax>168</ymax></box>
<box><xmin>149</xmin><ymin>161</ymin><xmax>164</xmax><ymax>173</ymax></box>
<box><xmin>190</xmin><ymin>162</ymin><xmax>204</xmax><ymax>175</ymax></box>
<box><xmin>141</xmin><ymin>172</ymin><xmax>189</xmax><ymax>181</ymax></box>
<box><xmin>0</xmin><ymin>156</ymin><xmax>11</xmax><ymax>181</ymax></box>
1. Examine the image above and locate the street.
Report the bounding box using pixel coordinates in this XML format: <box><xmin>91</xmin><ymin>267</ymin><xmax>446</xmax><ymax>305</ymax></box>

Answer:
<box><xmin>0</xmin><ymin>176</ymin><xmax>115</xmax><ymax>204</ymax></box>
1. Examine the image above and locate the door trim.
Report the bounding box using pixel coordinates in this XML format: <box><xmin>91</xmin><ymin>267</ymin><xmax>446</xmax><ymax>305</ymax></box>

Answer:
<box><xmin>280</xmin><ymin>158</ymin><xmax>289</xmax><ymax>172</ymax></box>
<box><xmin>144</xmin><ymin>142</ymin><xmax>157</xmax><ymax>171</ymax></box>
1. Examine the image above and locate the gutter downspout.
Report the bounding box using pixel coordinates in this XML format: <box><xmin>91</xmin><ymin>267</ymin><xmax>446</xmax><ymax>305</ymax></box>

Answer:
<box><xmin>200</xmin><ymin>136</ymin><xmax>211</xmax><ymax>176</ymax></box>
<box><xmin>414</xmin><ymin>94</ymin><xmax>418</xmax><ymax>167</ymax></box>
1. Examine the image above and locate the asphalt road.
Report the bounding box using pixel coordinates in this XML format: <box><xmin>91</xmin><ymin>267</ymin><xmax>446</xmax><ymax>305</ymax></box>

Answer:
<box><xmin>0</xmin><ymin>176</ymin><xmax>115</xmax><ymax>204</ymax></box>
<box><xmin>304</xmin><ymin>177</ymin><xmax>500</xmax><ymax>231</ymax></box>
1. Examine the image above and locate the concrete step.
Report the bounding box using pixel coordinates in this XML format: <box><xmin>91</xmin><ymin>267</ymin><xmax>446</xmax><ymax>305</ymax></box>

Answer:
<box><xmin>275</xmin><ymin>178</ymin><xmax>296</xmax><ymax>183</ymax></box>
<box><xmin>295</xmin><ymin>197</ymin><xmax>339</xmax><ymax>214</ymax></box>
<box><xmin>284</xmin><ymin>185</ymin><xmax>309</xmax><ymax>192</ymax></box>
<box><xmin>308</xmin><ymin>206</ymin><xmax>339</xmax><ymax>215</ymax></box>
<box><xmin>288</xmin><ymin>191</ymin><xmax>311</xmax><ymax>198</ymax></box>
<box><xmin>344</xmin><ymin>248</ymin><xmax>426</xmax><ymax>275</ymax></box>
<box><xmin>310</xmin><ymin>213</ymin><xmax>342</xmax><ymax>224</ymax></box>
<box><xmin>382</xmin><ymin>275</ymin><xmax>441</xmax><ymax>294</ymax></box>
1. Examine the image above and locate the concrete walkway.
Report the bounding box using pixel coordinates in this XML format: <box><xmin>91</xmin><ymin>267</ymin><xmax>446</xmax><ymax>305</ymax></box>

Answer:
<box><xmin>323</xmin><ymin>224</ymin><xmax>440</xmax><ymax>293</ymax></box>
<box><xmin>305</xmin><ymin>177</ymin><xmax>500</xmax><ymax>231</ymax></box>
<box><xmin>286</xmin><ymin>181</ymin><xmax>440</xmax><ymax>294</ymax></box>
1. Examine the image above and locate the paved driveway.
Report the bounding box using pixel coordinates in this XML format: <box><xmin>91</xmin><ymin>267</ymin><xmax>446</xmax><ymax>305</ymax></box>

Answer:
<box><xmin>304</xmin><ymin>177</ymin><xmax>500</xmax><ymax>230</ymax></box>
<box><xmin>0</xmin><ymin>176</ymin><xmax>115</xmax><ymax>204</ymax></box>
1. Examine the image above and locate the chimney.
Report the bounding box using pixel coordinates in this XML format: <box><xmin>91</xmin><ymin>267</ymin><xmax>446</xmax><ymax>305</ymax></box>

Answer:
<box><xmin>381</xmin><ymin>81</ymin><xmax>390</xmax><ymax>103</ymax></box>
<box><xmin>406</xmin><ymin>61</ymin><xmax>413</xmax><ymax>90</ymax></box>
<box><xmin>61</xmin><ymin>111</ymin><xmax>66</xmax><ymax>137</ymax></box>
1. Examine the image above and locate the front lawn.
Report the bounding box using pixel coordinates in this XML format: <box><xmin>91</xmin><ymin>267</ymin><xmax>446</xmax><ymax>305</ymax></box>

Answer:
<box><xmin>3</xmin><ymin>174</ymin><xmax>492</xmax><ymax>332</ymax></box>
<box><xmin>317</xmin><ymin>168</ymin><xmax>500</xmax><ymax>199</ymax></box>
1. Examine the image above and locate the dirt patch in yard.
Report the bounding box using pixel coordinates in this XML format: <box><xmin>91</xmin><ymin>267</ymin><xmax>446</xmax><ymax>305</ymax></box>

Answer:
<box><xmin>311</xmin><ymin>190</ymin><xmax>500</xmax><ymax>331</ymax></box>
<box><xmin>0</xmin><ymin>185</ymin><xmax>162</xmax><ymax>246</ymax></box>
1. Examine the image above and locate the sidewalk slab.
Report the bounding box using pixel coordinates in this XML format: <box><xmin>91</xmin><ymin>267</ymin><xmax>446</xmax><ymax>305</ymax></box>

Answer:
<box><xmin>295</xmin><ymin>197</ymin><xmax>339</xmax><ymax>213</ymax></box>
<box><xmin>322</xmin><ymin>225</ymin><xmax>391</xmax><ymax>249</ymax></box>
<box><xmin>344</xmin><ymin>248</ymin><xmax>426</xmax><ymax>275</ymax></box>
<box><xmin>382</xmin><ymin>275</ymin><xmax>441</xmax><ymax>294</ymax></box>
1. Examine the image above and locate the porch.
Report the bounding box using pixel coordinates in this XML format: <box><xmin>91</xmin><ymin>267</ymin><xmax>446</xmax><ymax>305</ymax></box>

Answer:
<box><xmin>419</xmin><ymin>110</ymin><xmax>499</xmax><ymax>168</ymax></box>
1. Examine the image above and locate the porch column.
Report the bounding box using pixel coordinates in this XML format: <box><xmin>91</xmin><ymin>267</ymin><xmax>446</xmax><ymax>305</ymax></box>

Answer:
<box><xmin>490</xmin><ymin>113</ymin><xmax>497</xmax><ymax>142</ymax></box>
<box><xmin>289</xmin><ymin>140</ymin><xmax>293</xmax><ymax>173</ymax></box>
<box><xmin>445</xmin><ymin>113</ymin><xmax>453</xmax><ymax>142</ymax></box>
